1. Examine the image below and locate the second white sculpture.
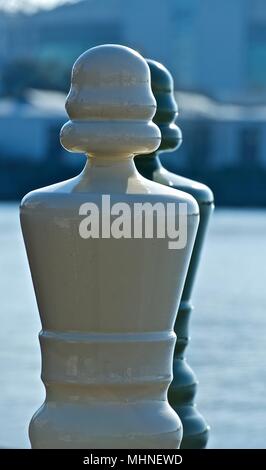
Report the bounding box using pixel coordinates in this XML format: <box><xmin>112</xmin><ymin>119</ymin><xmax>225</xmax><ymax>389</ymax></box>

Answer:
<box><xmin>20</xmin><ymin>44</ymin><xmax>199</xmax><ymax>449</ymax></box>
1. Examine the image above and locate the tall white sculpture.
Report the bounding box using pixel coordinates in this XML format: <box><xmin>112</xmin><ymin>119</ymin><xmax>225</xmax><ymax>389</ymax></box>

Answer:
<box><xmin>20</xmin><ymin>44</ymin><xmax>199</xmax><ymax>448</ymax></box>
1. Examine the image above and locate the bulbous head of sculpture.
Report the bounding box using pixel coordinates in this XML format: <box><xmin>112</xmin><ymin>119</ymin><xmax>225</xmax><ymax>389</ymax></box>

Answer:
<box><xmin>60</xmin><ymin>44</ymin><xmax>161</xmax><ymax>159</ymax></box>
<box><xmin>146</xmin><ymin>59</ymin><xmax>182</xmax><ymax>153</ymax></box>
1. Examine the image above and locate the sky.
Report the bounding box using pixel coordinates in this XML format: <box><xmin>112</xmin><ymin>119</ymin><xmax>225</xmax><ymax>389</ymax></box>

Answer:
<box><xmin>0</xmin><ymin>0</ymin><xmax>76</xmax><ymax>13</ymax></box>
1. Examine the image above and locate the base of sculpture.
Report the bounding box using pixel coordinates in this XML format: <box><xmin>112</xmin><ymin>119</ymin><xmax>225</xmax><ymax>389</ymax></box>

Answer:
<box><xmin>176</xmin><ymin>405</ymin><xmax>209</xmax><ymax>449</ymax></box>
<box><xmin>168</xmin><ymin>301</ymin><xmax>210</xmax><ymax>449</ymax></box>
<box><xmin>29</xmin><ymin>401</ymin><xmax>182</xmax><ymax>449</ymax></box>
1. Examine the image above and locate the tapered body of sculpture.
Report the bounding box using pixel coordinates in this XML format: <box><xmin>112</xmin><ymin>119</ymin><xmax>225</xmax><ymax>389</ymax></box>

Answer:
<box><xmin>20</xmin><ymin>45</ymin><xmax>199</xmax><ymax>449</ymax></box>
<box><xmin>135</xmin><ymin>60</ymin><xmax>214</xmax><ymax>449</ymax></box>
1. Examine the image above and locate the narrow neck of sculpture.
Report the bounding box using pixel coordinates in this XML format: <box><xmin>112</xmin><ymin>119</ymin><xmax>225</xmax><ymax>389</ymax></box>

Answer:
<box><xmin>135</xmin><ymin>153</ymin><xmax>162</xmax><ymax>179</ymax></box>
<box><xmin>73</xmin><ymin>155</ymin><xmax>141</xmax><ymax>193</ymax></box>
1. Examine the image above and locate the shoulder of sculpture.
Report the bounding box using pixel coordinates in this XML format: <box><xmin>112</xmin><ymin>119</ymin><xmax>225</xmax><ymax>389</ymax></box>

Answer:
<box><xmin>177</xmin><ymin>178</ymin><xmax>214</xmax><ymax>205</ymax></box>
<box><xmin>20</xmin><ymin>188</ymin><xmax>45</xmax><ymax>209</ymax></box>
<box><xmin>141</xmin><ymin>178</ymin><xmax>199</xmax><ymax>216</ymax></box>
<box><xmin>20</xmin><ymin>177</ymin><xmax>78</xmax><ymax>212</ymax></box>
<box><xmin>156</xmin><ymin>170</ymin><xmax>214</xmax><ymax>205</ymax></box>
<box><xmin>170</xmin><ymin>188</ymin><xmax>199</xmax><ymax>216</ymax></box>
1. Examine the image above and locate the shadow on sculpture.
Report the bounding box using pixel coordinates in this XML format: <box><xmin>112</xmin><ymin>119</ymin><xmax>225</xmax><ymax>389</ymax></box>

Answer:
<box><xmin>135</xmin><ymin>59</ymin><xmax>214</xmax><ymax>449</ymax></box>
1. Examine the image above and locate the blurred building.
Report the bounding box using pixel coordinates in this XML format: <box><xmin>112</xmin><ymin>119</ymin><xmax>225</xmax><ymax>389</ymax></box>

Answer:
<box><xmin>0</xmin><ymin>89</ymin><xmax>69</xmax><ymax>162</ymax></box>
<box><xmin>0</xmin><ymin>87</ymin><xmax>265</xmax><ymax>172</ymax></box>
<box><xmin>1</xmin><ymin>0</ymin><xmax>266</xmax><ymax>103</ymax></box>
<box><xmin>172</xmin><ymin>91</ymin><xmax>266</xmax><ymax>171</ymax></box>
<box><xmin>0</xmin><ymin>0</ymin><xmax>266</xmax><ymax>202</ymax></box>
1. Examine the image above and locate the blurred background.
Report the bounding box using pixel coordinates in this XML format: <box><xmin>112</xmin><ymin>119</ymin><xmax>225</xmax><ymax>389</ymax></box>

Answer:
<box><xmin>1</xmin><ymin>0</ymin><xmax>266</xmax><ymax>449</ymax></box>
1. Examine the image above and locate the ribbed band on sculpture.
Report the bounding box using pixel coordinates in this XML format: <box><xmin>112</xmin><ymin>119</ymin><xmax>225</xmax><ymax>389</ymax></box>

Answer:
<box><xmin>20</xmin><ymin>45</ymin><xmax>199</xmax><ymax>449</ymax></box>
<box><xmin>135</xmin><ymin>59</ymin><xmax>214</xmax><ymax>449</ymax></box>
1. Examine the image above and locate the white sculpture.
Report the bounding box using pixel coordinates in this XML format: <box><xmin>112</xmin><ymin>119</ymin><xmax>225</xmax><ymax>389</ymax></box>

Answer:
<box><xmin>20</xmin><ymin>44</ymin><xmax>199</xmax><ymax>448</ymax></box>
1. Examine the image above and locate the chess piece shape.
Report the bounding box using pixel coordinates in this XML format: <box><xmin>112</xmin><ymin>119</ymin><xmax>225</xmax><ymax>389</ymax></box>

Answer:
<box><xmin>20</xmin><ymin>45</ymin><xmax>199</xmax><ymax>449</ymax></box>
<box><xmin>135</xmin><ymin>59</ymin><xmax>214</xmax><ymax>449</ymax></box>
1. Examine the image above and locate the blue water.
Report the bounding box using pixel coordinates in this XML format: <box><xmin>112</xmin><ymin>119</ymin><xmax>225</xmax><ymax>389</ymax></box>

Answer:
<box><xmin>0</xmin><ymin>204</ymin><xmax>266</xmax><ymax>449</ymax></box>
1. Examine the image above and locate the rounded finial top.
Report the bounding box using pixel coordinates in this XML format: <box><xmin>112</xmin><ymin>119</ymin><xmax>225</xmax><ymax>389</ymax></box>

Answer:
<box><xmin>146</xmin><ymin>59</ymin><xmax>182</xmax><ymax>152</ymax></box>
<box><xmin>60</xmin><ymin>44</ymin><xmax>161</xmax><ymax>158</ymax></box>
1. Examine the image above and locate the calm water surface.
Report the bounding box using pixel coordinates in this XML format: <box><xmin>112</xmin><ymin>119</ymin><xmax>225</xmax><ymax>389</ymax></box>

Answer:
<box><xmin>0</xmin><ymin>203</ymin><xmax>266</xmax><ymax>448</ymax></box>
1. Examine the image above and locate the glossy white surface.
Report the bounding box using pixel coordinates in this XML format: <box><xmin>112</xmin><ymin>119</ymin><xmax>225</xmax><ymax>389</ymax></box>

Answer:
<box><xmin>3</xmin><ymin>207</ymin><xmax>266</xmax><ymax>448</ymax></box>
<box><xmin>20</xmin><ymin>45</ymin><xmax>199</xmax><ymax>448</ymax></box>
